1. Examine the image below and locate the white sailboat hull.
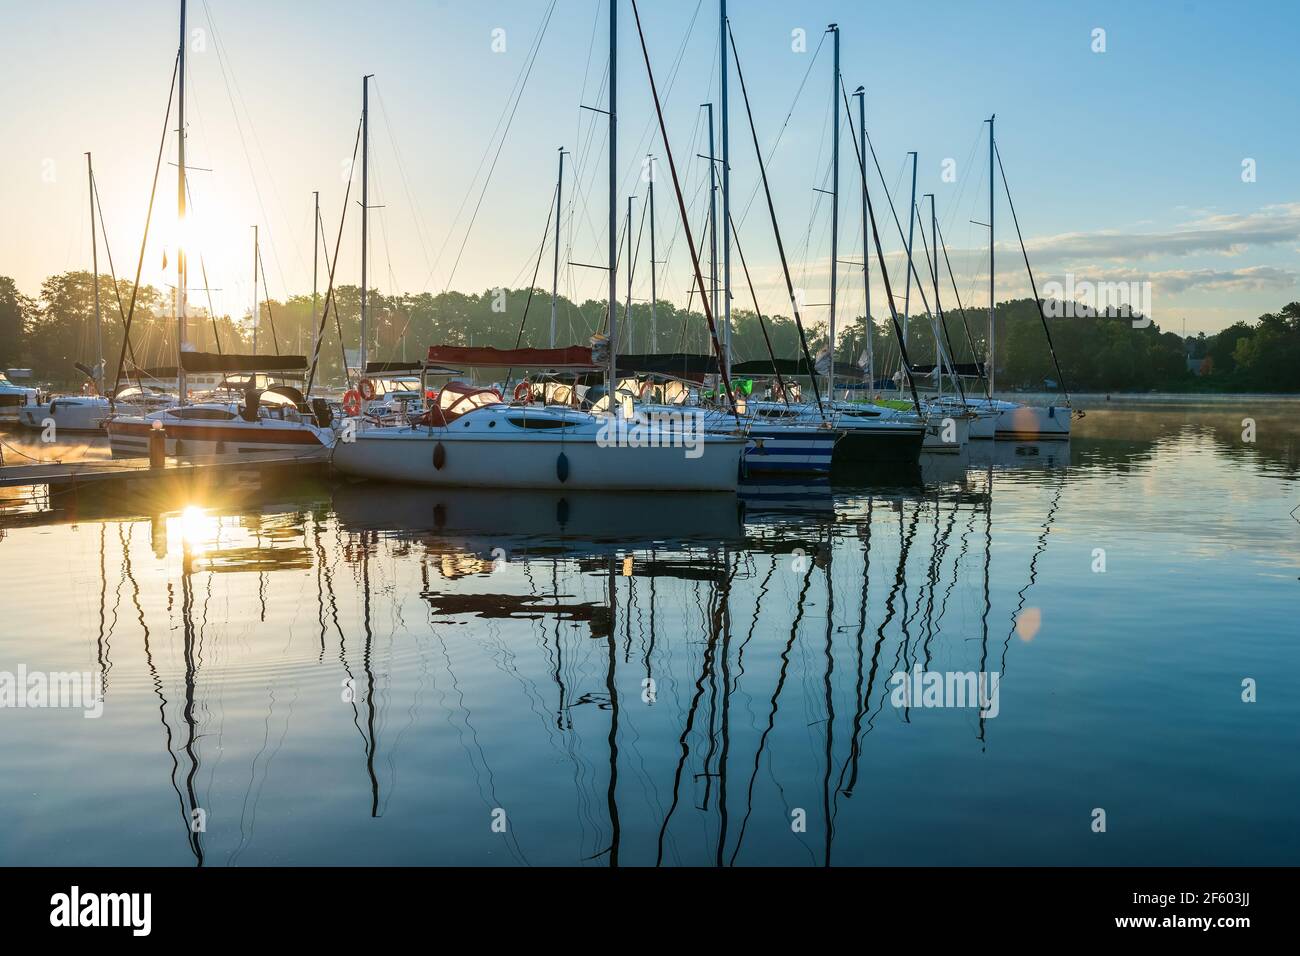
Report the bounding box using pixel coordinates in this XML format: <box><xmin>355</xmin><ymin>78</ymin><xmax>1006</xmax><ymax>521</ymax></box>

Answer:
<box><xmin>991</xmin><ymin>404</ymin><xmax>1070</xmax><ymax>440</ymax></box>
<box><xmin>921</xmin><ymin>414</ymin><xmax>971</xmax><ymax>453</ymax></box>
<box><xmin>954</xmin><ymin>399</ymin><xmax>1071</xmax><ymax>440</ymax></box>
<box><xmin>106</xmin><ymin>411</ymin><xmax>333</xmax><ymax>460</ymax></box>
<box><xmin>332</xmin><ymin>426</ymin><xmax>745</xmax><ymax>491</ymax></box>
<box><xmin>16</xmin><ymin>397</ymin><xmax>111</xmax><ymax>433</ymax></box>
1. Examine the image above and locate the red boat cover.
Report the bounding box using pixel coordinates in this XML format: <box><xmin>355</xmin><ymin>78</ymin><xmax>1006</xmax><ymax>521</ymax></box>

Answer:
<box><xmin>425</xmin><ymin>345</ymin><xmax>596</xmax><ymax>369</ymax></box>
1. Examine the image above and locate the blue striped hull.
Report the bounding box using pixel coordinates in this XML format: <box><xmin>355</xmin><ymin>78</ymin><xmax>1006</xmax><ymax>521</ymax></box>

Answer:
<box><xmin>741</xmin><ymin>428</ymin><xmax>838</xmax><ymax>475</ymax></box>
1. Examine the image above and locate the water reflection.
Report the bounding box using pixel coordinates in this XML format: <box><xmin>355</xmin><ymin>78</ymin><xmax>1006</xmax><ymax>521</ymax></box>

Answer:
<box><xmin>1</xmin><ymin>401</ymin><xmax>1297</xmax><ymax>866</ymax></box>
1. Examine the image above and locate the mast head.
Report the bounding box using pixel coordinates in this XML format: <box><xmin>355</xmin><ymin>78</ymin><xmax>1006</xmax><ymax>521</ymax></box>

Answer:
<box><xmin>852</xmin><ymin>85</ymin><xmax>864</xmax><ymax>97</ymax></box>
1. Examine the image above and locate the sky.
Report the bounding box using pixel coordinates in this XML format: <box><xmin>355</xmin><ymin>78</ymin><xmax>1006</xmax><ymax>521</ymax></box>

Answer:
<box><xmin>1</xmin><ymin>0</ymin><xmax>1298</xmax><ymax>350</ymax></box>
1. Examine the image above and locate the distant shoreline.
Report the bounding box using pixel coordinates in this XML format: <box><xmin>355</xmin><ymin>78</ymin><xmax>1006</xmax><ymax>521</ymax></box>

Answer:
<box><xmin>1004</xmin><ymin>391</ymin><xmax>1300</xmax><ymax>407</ymax></box>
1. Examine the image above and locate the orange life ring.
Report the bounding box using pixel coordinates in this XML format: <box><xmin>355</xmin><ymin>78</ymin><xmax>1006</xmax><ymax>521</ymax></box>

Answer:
<box><xmin>513</xmin><ymin>381</ymin><xmax>531</xmax><ymax>403</ymax></box>
<box><xmin>358</xmin><ymin>378</ymin><xmax>376</xmax><ymax>401</ymax></box>
<box><xmin>342</xmin><ymin>389</ymin><xmax>362</xmax><ymax>416</ymax></box>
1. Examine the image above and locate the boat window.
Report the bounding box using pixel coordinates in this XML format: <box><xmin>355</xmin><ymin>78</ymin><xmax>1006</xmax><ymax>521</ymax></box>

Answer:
<box><xmin>505</xmin><ymin>415</ymin><xmax>577</xmax><ymax>430</ymax></box>
<box><xmin>167</xmin><ymin>407</ymin><xmax>237</xmax><ymax>421</ymax></box>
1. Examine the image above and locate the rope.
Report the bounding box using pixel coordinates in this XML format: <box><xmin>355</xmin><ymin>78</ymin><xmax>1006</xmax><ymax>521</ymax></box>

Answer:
<box><xmin>0</xmin><ymin>438</ymin><xmax>62</xmax><ymax>465</ymax></box>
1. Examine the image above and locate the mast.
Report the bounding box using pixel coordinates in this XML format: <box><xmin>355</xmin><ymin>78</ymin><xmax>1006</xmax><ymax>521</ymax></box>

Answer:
<box><xmin>550</xmin><ymin>148</ymin><xmax>566</xmax><ymax>349</ymax></box>
<box><xmin>311</xmin><ymin>191</ymin><xmax>319</xmax><ymax>366</ymax></box>
<box><xmin>719</xmin><ymin>0</ymin><xmax>731</xmax><ymax>379</ymax></box>
<box><xmin>625</xmin><ymin>194</ymin><xmax>634</xmax><ymax>350</ymax></box>
<box><xmin>251</xmin><ymin>225</ymin><xmax>259</xmax><ymax>354</ymax></box>
<box><xmin>925</xmin><ymin>193</ymin><xmax>941</xmax><ymax>400</ymax></box>
<box><xmin>902</xmin><ymin>150</ymin><xmax>917</xmax><ymax>348</ymax></box>
<box><xmin>177</xmin><ymin>0</ymin><xmax>188</xmax><ymax>404</ymax></box>
<box><xmin>361</xmin><ymin>74</ymin><xmax>372</xmax><ymax>378</ymax></box>
<box><xmin>87</xmin><ymin>152</ymin><xmax>103</xmax><ymax>395</ymax></box>
<box><xmin>928</xmin><ymin>192</ymin><xmax>968</xmax><ymax>407</ymax></box>
<box><xmin>987</xmin><ymin>114</ymin><xmax>996</xmax><ymax>395</ymax></box>
<box><xmin>648</xmin><ymin>156</ymin><xmax>656</xmax><ymax>351</ymax></box>
<box><xmin>826</xmin><ymin>23</ymin><xmax>839</xmax><ymax>402</ymax></box>
<box><xmin>704</xmin><ymin>102</ymin><xmax>717</xmax><ymax>324</ymax></box>
<box><xmin>853</xmin><ymin>87</ymin><xmax>871</xmax><ymax>395</ymax></box>
<box><xmin>606</xmin><ymin>0</ymin><xmax>617</xmax><ymax>401</ymax></box>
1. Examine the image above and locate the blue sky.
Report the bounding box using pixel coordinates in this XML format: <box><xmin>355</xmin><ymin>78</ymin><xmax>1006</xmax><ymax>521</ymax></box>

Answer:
<box><xmin>1</xmin><ymin>0</ymin><xmax>1297</xmax><ymax>340</ymax></box>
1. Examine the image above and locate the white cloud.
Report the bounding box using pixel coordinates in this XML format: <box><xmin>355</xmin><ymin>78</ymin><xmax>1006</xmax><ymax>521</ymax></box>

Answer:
<box><xmin>1020</xmin><ymin>203</ymin><xmax>1300</xmax><ymax>263</ymax></box>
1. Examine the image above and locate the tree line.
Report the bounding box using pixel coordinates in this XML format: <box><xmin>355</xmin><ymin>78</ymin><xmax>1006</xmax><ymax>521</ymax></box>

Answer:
<box><xmin>1</xmin><ymin>270</ymin><xmax>1296</xmax><ymax>393</ymax></box>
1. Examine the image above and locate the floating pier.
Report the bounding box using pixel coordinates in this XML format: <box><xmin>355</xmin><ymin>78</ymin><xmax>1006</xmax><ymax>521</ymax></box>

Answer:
<box><xmin>0</xmin><ymin>451</ymin><xmax>326</xmax><ymax>490</ymax></box>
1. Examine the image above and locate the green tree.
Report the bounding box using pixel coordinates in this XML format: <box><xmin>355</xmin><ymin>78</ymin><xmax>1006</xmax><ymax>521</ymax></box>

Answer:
<box><xmin>0</xmin><ymin>276</ymin><xmax>31</xmax><ymax>367</ymax></box>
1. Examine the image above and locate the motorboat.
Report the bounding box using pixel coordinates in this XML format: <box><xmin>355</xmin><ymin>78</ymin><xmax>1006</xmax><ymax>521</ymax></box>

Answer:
<box><xmin>0</xmin><ymin>370</ymin><xmax>39</xmax><ymax>422</ymax></box>
<box><xmin>17</xmin><ymin>384</ymin><xmax>174</xmax><ymax>433</ymax></box>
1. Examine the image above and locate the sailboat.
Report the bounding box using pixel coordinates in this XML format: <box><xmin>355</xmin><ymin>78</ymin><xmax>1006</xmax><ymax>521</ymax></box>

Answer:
<box><xmin>105</xmin><ymin>0</ymin><xmax>335</xmax><ymax>459</ymax></box>
<box><xmin>331</xmin><ymin>9</ymin><xmax>746</xmax><ymax>493</ymax></box>
<box><xmin>17</xmin><ymin>153</ymin><xmax>170</xmax><ymax>432</ymax></box>
<box><xmin>967</xmin><ymin>115</ymin><xmax>1072</xmax><ymax>441</ymax></box>
<box><xmin>720</xmin><ymin>20</ymin><xmax>926</xmax><ymax>467</ymax></box>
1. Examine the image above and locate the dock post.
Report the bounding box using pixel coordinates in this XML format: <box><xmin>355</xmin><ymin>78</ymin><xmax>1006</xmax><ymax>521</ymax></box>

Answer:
<box><xmin>149</xmin><ymin>421</ymin><xmax>166</xmax><ymax>470</ymax></box>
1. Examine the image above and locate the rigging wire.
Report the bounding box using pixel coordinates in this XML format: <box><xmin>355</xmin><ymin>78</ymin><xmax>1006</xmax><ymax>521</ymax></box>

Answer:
<box><xmin>91</xmin><ymin>168</ymin><xmax>140</xmax><ymax>375</ymax></box>
<box><xmin>201</xmin><ymin>0</ymin><xmax>303</xmax><ymax>289</ymax></box>
<box><xmin>504</xmin><ymin>180</ymin><xmax>560</xmax><ymax>386</ymax></box>
<box><xmin>110</xmin><ymin>51</ymin><xmax>180</xmax><ymax>404</ymax></box>
<box><xmin>727</xmin><ymin>20</ymin><xmax>824</xmax><ymax>415</ymax></box>
<box><xmin>995</xmin><ymin>142</ymin><xmax>1074</xmax><ymax>409</ymax></box>
<box><xmin>728</xmin><ymin>210</ymin><xmax>791</xmax><ymax>405</ymax></box>
<box><xmin>419</xmin><ymin>0</ymin><xmax>559</xmax><ymax>292</ymax></box>
<box><xmin>306</xmin><ymin>118</ymin><xmax>363</xmax><ymax>394</ymax></box>
<box><xmin>631</xmin><ymin>0</ymin><xmax>737</xmax><ymax>419</ymax></box>
<box><xmin>256</xmin><ymin>242</ymin><xmax>280</xmax><ymax>355</ymax></box>
<box><xmin>935</xmin><ymin>218</ymin><xmax>990</xmax><ymax>398</ymax></box>
<box><xmin>835</xmin><ymin>74</ymin><xmax>924</xmax><ymax>413</ymax></box>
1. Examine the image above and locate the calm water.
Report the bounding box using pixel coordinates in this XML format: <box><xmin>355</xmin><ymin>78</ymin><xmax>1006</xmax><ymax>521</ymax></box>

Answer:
<box><xmin>1</xmin><ymin>398</ymin><xmax>1297</xmax><ymax>866</ymax></box>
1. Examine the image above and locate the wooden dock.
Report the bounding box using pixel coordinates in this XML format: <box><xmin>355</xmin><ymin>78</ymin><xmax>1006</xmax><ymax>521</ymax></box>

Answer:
<box><xmin>0</xmin><ymin>451</ymin><xmax>327</xmax><ymax>489</ymax></box>
<box><xmin>0</xmin><ymin>451</ymin><xmax>332</xmax><ymax>530</ymax></box>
